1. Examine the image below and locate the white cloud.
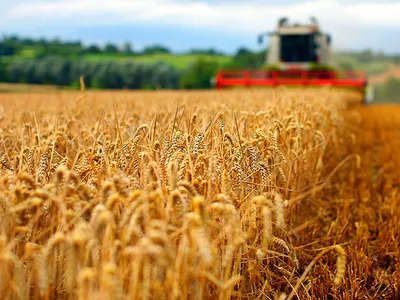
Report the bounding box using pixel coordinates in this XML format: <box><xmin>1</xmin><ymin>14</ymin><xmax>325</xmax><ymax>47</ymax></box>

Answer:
<box><xmin>3</xmin><ymin>0</ymin><xmax>400</xmax><ymax>50</ymax></box>
<box><xmin>6</xmin><ymin>0</ymin><xmax>400</xmax><ymax>28</ymax></box>
<box><xmin>5</xmin><ymin>0</ymin><xmax>254</xmax><ymax>29</ymax></box>
<box><xmin>345</xmin><ymin>3</ymin><xmax>400</xmax><ymax>26</ymax></box>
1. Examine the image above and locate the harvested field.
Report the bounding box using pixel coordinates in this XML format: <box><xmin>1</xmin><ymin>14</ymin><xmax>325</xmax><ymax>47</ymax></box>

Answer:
<box><xmin>368</xmin><ymin>64</ymin><xmax>400</xmax><ymax>85</ymax></box>
<box><xmin>0</xmin><ymin>83</ymin><xmax>63</xmax><ymax>93</ymax></box>
<box><xmin>0</xmin><ymin>89</ymin><xmax>398</xmax><ymax>299</ymax></box>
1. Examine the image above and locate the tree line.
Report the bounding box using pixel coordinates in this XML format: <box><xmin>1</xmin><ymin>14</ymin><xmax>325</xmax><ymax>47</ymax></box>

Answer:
<box><xmin>4</xmin><ymin>57</ymin><xmax>181</xmax><ymax>89</ymax></box>
<box><xmin>0</xmin><ymin>45</ymin><xmax>267</xmax><ymax>89</ymax></box>
<box><xmin>0</xmin><ymin>35</ymin><xmax>227</xmax><ymax>58</ymax></box>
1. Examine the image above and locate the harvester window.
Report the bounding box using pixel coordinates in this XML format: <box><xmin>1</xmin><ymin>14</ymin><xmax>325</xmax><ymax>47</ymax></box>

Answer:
<box><xmin>280</xmin><ymin>34</ymin><xmax>317</xmax><ymax>63</ymax></box>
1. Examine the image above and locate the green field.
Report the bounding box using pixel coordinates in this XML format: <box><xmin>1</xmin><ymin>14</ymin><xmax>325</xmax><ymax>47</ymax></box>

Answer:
<box><xmin>333</xmin><ymin>53</ymin><xmax>391</xmax><ymax>75</ymax></box>
<box><xmin>84</xmin><ymin>53</ymin><xmax>232</xmax><ymax>69</ymax></box>
<box><xmin>13</xmin><ymin>50</ymin><xmax>233</xmax><ymax>70</ymax></box>
<box><xmin>12</xmin><ymin>50</ymin><xmax>391</xmax><ymax>75</ymax></box>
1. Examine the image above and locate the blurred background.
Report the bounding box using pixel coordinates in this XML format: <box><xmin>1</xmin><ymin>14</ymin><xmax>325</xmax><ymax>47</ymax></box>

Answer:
<box><xmin>0</xmin><ymin>0</ymin><xmax>399</xmax><ymax>102</ymax></box>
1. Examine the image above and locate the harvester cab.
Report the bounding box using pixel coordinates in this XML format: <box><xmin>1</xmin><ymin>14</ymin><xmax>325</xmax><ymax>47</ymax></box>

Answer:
<box><xmin>258</xmin><ymin>17</ymin><xmax>331</xmax><ymax>70</ymax></box>
<box><xmin>215</xmin><ymin>17</ymin><xmax>373</xmax><ymax>104</ymax></box>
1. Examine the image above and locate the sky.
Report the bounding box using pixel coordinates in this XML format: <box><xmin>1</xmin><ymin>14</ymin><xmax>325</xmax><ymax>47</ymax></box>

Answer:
<box><xmin>1</xmin><ymin>0</ymin><xmax>400</xmax><ymax>54</ymax></box>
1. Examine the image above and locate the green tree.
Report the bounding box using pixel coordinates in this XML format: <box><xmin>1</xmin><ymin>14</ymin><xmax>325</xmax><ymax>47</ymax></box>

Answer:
<box><xmin>104</xmin><ymin>43</ymin><xmax>119</xmax><ymax>54</ymax></box>
<box><xmin>180</xmin><ymin>59</ymin><xmax>219</xmax><ymax>89</ymax></box>
<box><xmin>7</xmin><ymin>60</ymin><xmax>27</xmax><ymax>83</ymax></box>
<box><xmin>0</xmin><ymin>39</ymin><xmax>18</xmax><ymax>56</ymax></box>
<box><xmin>188</xmin><ymin>48</ymin><xmax>225</xmax><ymax>56</ymax></box>
<box><xmin>48</xmin><ymin>57</ymin><xmax>71</xmax><ymax>85</ymax></box>
<box><xmin>85</xmin><ymin>44</ymin><xmax>102</xmax><ymax>54</ymax></box>
<box><xmin>4</xmin><ymin>57</ymin><xmax>182</xmax><ymax>90</ymax></box>
<box><xmin>0</xmin><ymin>59</ymin><xmax>7</xmax><ymax>81</ymax></box>
<box><xmin>33</xmin><ymin>58</ymin><xmax>50</xmax><ymax>84</ymax></box>
<box><xmin>122</xmin><ymin>42</ymin><xmax>133</xmax><ymax>54</ymax></box>
<box><xmin>234</xmin><ymin>48</ymin><xmax>266</xmax><ymax>68</ymax></box>
<box><xmin>121</xmin><ymin>62</ymin><xmax>145</xmax><ymax>89</ymax></box>
<box><xmin>151</xmin><ymin>62</ymin><xmax>180</xmax><ymax>89</ymax></box>
<box><xmin>220</xmin><ymin>48</ymin><xmax>266</xmax><ymax>70</ymax></box>
<box><xmin>142</xmin><ymin>45</ymin><xmax>170</xmax><ymax>55</ymax></box>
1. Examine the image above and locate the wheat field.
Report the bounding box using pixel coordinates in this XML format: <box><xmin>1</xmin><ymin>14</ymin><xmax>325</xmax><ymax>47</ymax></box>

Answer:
<box><xmin>0</xmin><ymin>89</ymin><xmax>398</xmax><ymax>299</ymax></box>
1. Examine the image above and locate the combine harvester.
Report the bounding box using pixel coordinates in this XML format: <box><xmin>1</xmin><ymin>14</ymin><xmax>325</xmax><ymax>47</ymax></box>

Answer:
<box><xmin>215</xmin><ymin>17</ymin><xmax>373</xmax><ymax>104</ymax></box>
